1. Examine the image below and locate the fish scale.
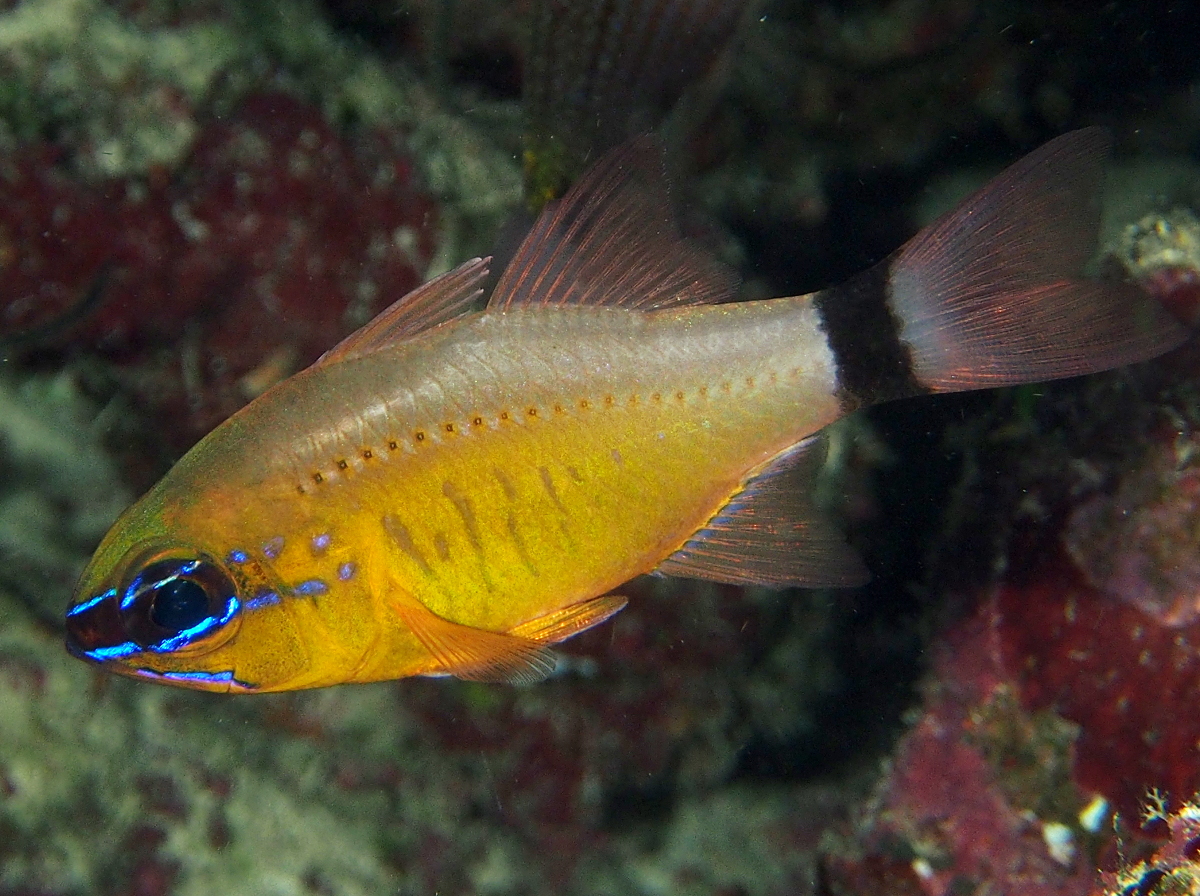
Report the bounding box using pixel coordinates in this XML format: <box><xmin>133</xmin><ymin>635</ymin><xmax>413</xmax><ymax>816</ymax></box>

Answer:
<box><xmin>65</xmin><ymin>131</ymin><xmax>1188</xmax><ymax>692</ymax></box>
<box><xmin>288</xmin><ymin>301</ymin><xmax>832</xmax><ymax>623</ymax></box>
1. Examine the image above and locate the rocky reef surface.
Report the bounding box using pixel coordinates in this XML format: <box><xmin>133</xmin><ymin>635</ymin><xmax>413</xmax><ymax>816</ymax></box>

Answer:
<box><xmin>2</xmin><ymin>1</ymin><xmax>1200</xmax><ymax>894</ymax></box>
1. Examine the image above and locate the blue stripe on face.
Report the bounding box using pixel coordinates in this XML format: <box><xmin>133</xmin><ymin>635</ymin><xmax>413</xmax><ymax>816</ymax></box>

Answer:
<box><xmin>292</xmin><ymin>579</ymin><xmax>328</xmax><ymax>597</ymax></box>
<box><xmin>85</xmin><ymin>640</ymin><xmax>141</xmax><ymax>661</ymax></box>
<box><xmin>147</xmin><ymin>595</ymin><xmax>241</xmax><ymax>653</ymax></box>
<box><xmin>132</xmin><ymin>667</ymin><xmax>256</xmax><ymax>691</ymax></box>
<box><xmin>67</xmin><ymin>588</ymin><xmax>116</xmax><ymax>617</ymax></box>
<box><xmin>246</xmin><ymin>591</ymin><xmax>280</xmax><ymax>610</ymax></box>
<box><xmin>120</xmin><ymin>574</ymin><xmax>146</xmax><ymax>611</ymax></box>
<box><xmin>121</xmin><ymin>561</ymin><xmax>202</xmax><ymax>611</ymax></box>
<box><xmin>159</xmin><ymin>669</ymin><xmax>234</xmax><ymax>683</ymax></box>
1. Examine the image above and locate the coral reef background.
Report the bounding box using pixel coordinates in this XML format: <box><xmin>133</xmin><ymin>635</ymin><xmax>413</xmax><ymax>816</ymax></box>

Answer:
<box><xmin>2</xmin><ymin>1</ymin><xmax>1200</xmax><ymax>894</ymax></box>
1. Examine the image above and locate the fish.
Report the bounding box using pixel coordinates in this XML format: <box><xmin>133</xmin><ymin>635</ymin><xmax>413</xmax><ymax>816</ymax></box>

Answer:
<box><xmin>522</xmin><ymin>0</ymin><xmax>749</xmax><ymax>207</ymax></box>
<box><xmin>65</xmin><ymin>128</ymin><xmax>1186</xmax><ymax>693</ymax></box>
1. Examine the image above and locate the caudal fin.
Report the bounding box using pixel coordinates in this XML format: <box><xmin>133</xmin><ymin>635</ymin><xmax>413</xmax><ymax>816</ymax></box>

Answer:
<box><xmin>814</xmin><ymin>128</ymin><xmax>1188</xmax><ymax>409</ymax></box>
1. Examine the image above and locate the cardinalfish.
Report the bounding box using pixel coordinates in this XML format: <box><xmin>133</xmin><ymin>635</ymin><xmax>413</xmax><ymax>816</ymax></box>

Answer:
<box><xmin>65</xmin><ymin>130</ymin><xmax>1185</xmax><ymax>692</ymax></box>
<box><xmin>521</xmin><ymin>0</ymin><xmax>748</xmax><ymax>208</ymax></box>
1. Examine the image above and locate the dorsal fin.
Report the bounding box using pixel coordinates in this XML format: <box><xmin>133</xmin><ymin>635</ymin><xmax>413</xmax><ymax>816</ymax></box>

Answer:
<box><xmin>522</xmin><ymin>0</ymin><xmax>750</xmax><ymax>206</ymax></box>
<box><xmin>488</xmin><ymin>138</ymin><xmax>739</xmax><ymax>311</ymax></box>
<box><xmin>315</xmin><ymin>257</ymin><xmax>490</xmax><ymax>366</ymax></box>
<box><xmin>655</xmin><ymin>438</ymin><xmax>869</xmax><ymax>588</ymax></box>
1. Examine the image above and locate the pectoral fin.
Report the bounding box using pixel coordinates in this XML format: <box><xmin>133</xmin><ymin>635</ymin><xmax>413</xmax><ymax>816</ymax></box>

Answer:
<box><xmin>387</xmin><ymin>591</ymin><xmax>556</xmax><ymax>685</ymax></box>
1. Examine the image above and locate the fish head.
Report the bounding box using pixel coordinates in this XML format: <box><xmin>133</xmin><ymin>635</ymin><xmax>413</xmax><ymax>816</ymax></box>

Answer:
<box><xmin>65</xmin><ymin>493</ymin><xmax>312</xmax><ymax>693</ymax></box>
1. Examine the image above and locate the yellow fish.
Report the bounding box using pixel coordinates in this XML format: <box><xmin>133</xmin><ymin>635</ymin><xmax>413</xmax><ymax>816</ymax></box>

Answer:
<box><xmin>65</xmin><ymin>130</ymin><xmax>1184</xmax><ymax>692</ymax></box>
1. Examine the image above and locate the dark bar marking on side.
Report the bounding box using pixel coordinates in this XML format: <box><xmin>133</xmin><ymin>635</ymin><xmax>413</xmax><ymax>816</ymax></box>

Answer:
<box><xmin>506</xmin><ymin>512</ymin><xmax>539</xmax><ymax>577</ymax></box>
<box><xmin>812</xmin><ymin>261</ymin><xmax>929</xmax><ymax>410</ymax></box>
<box><xmin>382</xmin><ymin>514</ymin><xmax>432</xmax><ymax>574</ymax></box>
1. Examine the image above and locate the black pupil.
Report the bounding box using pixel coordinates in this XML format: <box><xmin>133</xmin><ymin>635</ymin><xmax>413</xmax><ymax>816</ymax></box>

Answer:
<box><xmin>148</xmin><ymin>578</ymin><xmax>212</xmax><ymax>633</ymax></box>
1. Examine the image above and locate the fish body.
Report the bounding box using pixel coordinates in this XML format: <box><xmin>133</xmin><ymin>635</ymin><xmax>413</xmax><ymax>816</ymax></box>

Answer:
<box><xmin>71</xmin><ymin>297</ymin><xmax>841</xmax><ymax>691</ymax></box>
<box><xmin>66</xmin><ymin>131</ymin><xmax>1186</xmax><ymax>692</ymax></box>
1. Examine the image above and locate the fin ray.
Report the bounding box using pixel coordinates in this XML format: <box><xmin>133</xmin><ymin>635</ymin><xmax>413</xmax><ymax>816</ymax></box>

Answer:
<box><xmin>508</xmin><ymin>594</ymin><xmax>628</xmax><ymax>644</ymax></box>
<box><xmin>316</xmin><ymin>257</ymin><xmax>490</xmax><ymax>366</ymax></box>
<box><xmin>386</xmin><ymin>589</ymin><xmax>555</xmax><ymax>685</ymax></box>
<box><xmin>523</xmin><ymin>0</ymin><xmax>749</xmax><ymax>202</ymax></box>
<box><xmin>656</xmin><ymin>438</ymin><xmax>868</xmax><ymax>587</ymax></box>
<box><xmin>889</xmin><ymin>128</ymin><xmax>1186</xmax><ymax>391</ymax></box>
<box><xmin>815</xmin><ymin>128</ymin><xmax>1188</xmax><ymax>407</ymax></box>
<box><xmin>489</xmin><ymin>139</ymin><xmax>738</xmax><ymax>311</ymax></box>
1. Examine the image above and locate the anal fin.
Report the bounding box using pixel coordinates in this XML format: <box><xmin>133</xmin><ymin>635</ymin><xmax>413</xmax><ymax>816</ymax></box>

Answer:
<box><xmin>386</xmin><ymin>590</ymin><xmax>556</xmax><ymax>685</ymax></box>
<box><xmin>655</xmin><ymin>437</ymin><xmax>868</xmax><ymax>588</ymax></box>
<box><xmin>508</xmin><ymin>594</ymin><xmax>628</xmax><ymax>644</ymax></box>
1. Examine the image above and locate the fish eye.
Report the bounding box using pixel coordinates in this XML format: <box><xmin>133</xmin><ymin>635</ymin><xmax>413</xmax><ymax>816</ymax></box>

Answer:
<box><xmin>121</xmin><ymin>557</ymin><xmax>241</xmax><ymax>651</ymax></box>
<box><xmin>148</xmin><ymin>576</ymin><xmax>212</xmax><ymax>632</ymax></box>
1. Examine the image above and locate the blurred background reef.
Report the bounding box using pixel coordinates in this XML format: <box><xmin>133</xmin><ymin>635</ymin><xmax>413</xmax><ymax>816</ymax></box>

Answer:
<box><xmin>2</xmin><ymin>1</ymin><xmax>1200</xmax><ymax>894</ymax></box>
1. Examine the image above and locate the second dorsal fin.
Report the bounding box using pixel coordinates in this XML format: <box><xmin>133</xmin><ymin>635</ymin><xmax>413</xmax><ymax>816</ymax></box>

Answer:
<box><xmin>655</xmin><ymin>438</ymin><xmax>869</xmax><ymax>588</ymax></box>
<box><xmin>315</xmin><ymin>257</ymin><xmax>491</xmax><ymax>366</ymax></box>
<box><xmin>488</xmin><ymin>138</ymin><xmax>739</xmax><ymax>311</ymax></box>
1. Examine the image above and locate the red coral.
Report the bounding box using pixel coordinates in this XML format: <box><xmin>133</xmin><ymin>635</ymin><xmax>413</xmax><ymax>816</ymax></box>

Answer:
<box><xmin>0</xmin><ymin>91</ymin><xmax>437</xmax><ymax>448</ymax></box>
<box><xmin>145</xmin><ymin>92</ymin><xmax>436</xmax><ymax>439</ymax></box>
<box><xmin>109</xmin><ymin>825</ymin><xmax>177</xmax><ymax>896</ymax></box>
<box><xmin>822</xmin><ymin>598</ymin><xmax>1100</xmax><ymax>896</ymax></box>
<box><xmin>1141</xmin><ymin>266</ymin><xmax>1200</xmax><ymax>328</ymax></box>
<box><xmin>1065</xmin><ymin>427</ymin><xmax>1200</xmax><ymax>627</ymax></box>
<box><xmin>834</xmin><ymin>547</ymin><xmax>1200</xmax><ymax>895</ymax></box>
<box><xmin>1092</xmin><ymin>798</ymin><xmax>1200</xmax><ymax>896</ymax></box>
<box><xmin>0</xmin><ymin>147</ymin><xmax>183</xmax><ymax>346</ymax></box>
<box><xmin>995</xmin><ymin>553</ymin><xmax>1200</xmax><ymax>821</ymax></box>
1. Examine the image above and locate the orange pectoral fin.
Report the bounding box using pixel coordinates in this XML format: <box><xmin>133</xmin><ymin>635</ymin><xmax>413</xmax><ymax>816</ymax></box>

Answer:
<box><xmin>508</xmin><ymin>594</ymin><xmax>628</xmax><ymax>644</ymax></box>
<box><xmin>386</xmin><ymin>591</ymin><xmax>556</xmax><ymax>685</ymax></box>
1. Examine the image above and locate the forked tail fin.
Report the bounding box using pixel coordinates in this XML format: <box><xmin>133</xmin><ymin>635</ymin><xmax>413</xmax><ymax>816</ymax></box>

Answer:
<box><xmin>814</xmin><ymin>128</ymin><xmax>1188</xmax><ymax>410</ymax></box>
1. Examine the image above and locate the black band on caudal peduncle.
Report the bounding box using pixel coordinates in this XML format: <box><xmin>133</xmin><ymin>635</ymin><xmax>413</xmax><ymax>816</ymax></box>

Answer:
<box><xmin>812</xmin><ymin>260</ymin><xmax>930</xmax><ymax>411</ymax></box>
